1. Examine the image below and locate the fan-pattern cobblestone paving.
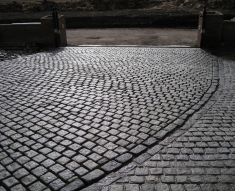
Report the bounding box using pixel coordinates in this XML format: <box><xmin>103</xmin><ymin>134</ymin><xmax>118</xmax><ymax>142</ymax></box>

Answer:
<box><xmin>88</xmin><ymin>60</ymin><xmax>235</xmax><ymax>191</ymax></box>
<box><xmin>0</xmin><ymin>47</ymin><xmax>218</xmax><ymax>190</ymax></box>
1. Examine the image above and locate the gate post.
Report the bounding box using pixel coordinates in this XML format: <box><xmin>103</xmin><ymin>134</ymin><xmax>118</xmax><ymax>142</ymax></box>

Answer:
<box><xmin>197</xmin><ymin>5</ymin><xmax>206</xmax><ymax>48</ymax></box>
<box><xmin>52</xmin><ymin>6</ymin><xmax>60</xmax><ymax>47</ymax></box>
<box><xmin>201</xmin><ymin>5</ymin><xmax>206</xmax><ymax>48</ymax></box>
<box><xmin>197</xmin><ymin>7</ymin><xmax>223</xmax><ymax>48</ymax></box>
<box><xmin>41</xmin><ymin>12</ymin><xmax>67</xmax><ymax>48</ymax></box>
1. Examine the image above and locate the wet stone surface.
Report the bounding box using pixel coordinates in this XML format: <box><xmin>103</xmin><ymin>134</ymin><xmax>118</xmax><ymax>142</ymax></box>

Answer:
<box><xmin>0</xmin><ymin>47</ymin><xmax>216</xmax><ymax>190</ymax></box>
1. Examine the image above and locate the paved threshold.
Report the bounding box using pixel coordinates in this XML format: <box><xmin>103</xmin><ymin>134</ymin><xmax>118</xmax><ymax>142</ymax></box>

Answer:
<box><xmin>0</xmin><ymin>47</ymin><xmax>220</xmax><ymax>190</ymax></box>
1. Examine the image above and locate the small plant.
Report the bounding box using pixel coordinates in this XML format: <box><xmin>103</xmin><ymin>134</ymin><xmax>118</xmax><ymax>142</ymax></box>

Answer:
<box><xmin>190</xmin><ymin>44</ymin><xmax>199</xmax><ymax>48</ymax></box>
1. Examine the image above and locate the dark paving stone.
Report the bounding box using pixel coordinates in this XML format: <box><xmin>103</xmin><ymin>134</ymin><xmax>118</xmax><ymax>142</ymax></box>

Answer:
<box><xmin>32</xmin><ymin>166</ymin><xmax>47</xmax><ymax>177</ymax></box>
<box><xmin>101</xmin><ymin>161</ymin><xmax>122</xmax><ymax>172</ymax></box>
<box><xmin>82</xmin><ymin>169</ymin><xmax>105</xmax><ymax>184</ymax></box>
<box><xmin>2</xmin><ymin>177</ymin><xmax>19</xmax><ymax>188</ymax></box>
<box><xmin>10</xmin><ymin>184</ymin><xmax>27</xmax><ymax>191</ymax></box>
<box><xmin>21</xmin><ymin>175</ymin><xmax>37</xmax><ymax>186</ymax></box>
<box><xmin>40</xmin><ymin>172</ymin><xmax>57</xmax><ymax>184</ymax></box>
<box><xmin>6</xmin><ymin>162</ymin><xmax>21</xmax><ymax>172</ymax></box>
<box><xmin>130</xmin><ymin>145</ymin><xmax>147</xmax><ymax>155</ymax></box>
<box><xmin>13</xmin><ymin>168</ymin><xmax>29</xmax><ymax>179</ymax></box>
<box><xmin>134</xmin><ymin>153</ymin><xmax>151</xmax><ymax>164</ymax></box>
<box><xmin>115</xmin><ymin>153</ymin><xmax>133</xmax><ymax>163</ymax></box>
<box><xmin>49</xmin><ymin>179</ymin><xmax>66</xmax><ymax>190</ymax></box>
<box><xmin>60</xmin><ymin>179</ymin><xmax>84</xmax><ymax>191</ymax></box>
<box><xmin>59</xmin><ymin>169</ymin><xmax>75</xmax><ymax>181</ymax></box>
<box><xmin>28</xmin><ymin>181</ymin><xmax>47</xmax><ymax>191</ymax></box>
<box><xmin>0</xmin><ymin>170</ymin><xmax>11</xmax><ymax>181</ymax></box>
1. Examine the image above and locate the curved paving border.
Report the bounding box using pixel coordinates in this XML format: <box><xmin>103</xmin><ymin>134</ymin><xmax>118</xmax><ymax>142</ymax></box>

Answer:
<box><xmin>0</xmin><ymin>47</ymin><xmax>218</xmax><ymax>190</ymax></box>
<box><xmin>86</xmin><ymin>59</ymin><xmax>235</xmax><ymax>191</ymax></box>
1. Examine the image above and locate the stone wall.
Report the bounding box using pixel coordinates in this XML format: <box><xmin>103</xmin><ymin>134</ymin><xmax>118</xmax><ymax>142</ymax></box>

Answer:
<box><xmin>0</xmin><ymin>16</ymin><xmax>67</xmax><ymax>48</ymax></box>
<box><xmin>41</xmin><ymin>15</ymin><xmax>67</xmax><ymax>47</ymax></box>
<box><xmin>0</xmin><ymin>23</ymin><xmax>42</xmax><ymax>46</ymax></box>
<box><xmin>197</xmin><ymin>11</ymin><xmax>235</xmax><ymax>47</ymax></box>
<box><xmin>222</xmin><ymin>20</ymin><xmax>235</xmax><ymax>44</ymax></box>
<box><xmin>202</xmin><ymin>11</ymin><xmax>224</xmax><ymax>47</ymax></box>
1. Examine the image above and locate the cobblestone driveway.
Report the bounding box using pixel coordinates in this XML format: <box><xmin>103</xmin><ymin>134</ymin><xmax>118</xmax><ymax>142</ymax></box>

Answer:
<box><xmin>85</xmin><ymin>60</ymin><xmax>235</xmax><ymax>191</ymax></box>
<box><xmin>0</xmin><ymin>47</ymin><xmax>217</xmax><ymax>190</ymax></box>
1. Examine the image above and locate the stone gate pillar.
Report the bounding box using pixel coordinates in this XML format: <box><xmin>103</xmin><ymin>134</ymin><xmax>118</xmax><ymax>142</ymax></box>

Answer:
<box><xmin>197</xmin><ymin>11</ymin><xmax>223</xmax><ymax>47</ymax></box>
<box><xmin>41</xmin><ymin>15</ymin><xmax>67</xmax><ymax>47</ymax></box>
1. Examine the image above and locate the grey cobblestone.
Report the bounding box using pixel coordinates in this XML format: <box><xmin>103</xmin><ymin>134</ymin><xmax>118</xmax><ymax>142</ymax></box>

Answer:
<box><xmin>21</xmin><ymin>175</ymin><xmax>37</xmax><ymax>186</ymax></box>
<box><xmin>2</xmin><ymin>177</ymin><xmax>19</xmax><ymax>188</ymax></box>
<box><xmin>60</xmin><ymin>179</ymin><xmax>84</xmax><ymax>191</ymax></box>
<box><xmin>11</xmin><ymin>184</ymin><xmax>27</xmax><ymax>191</ymax></box>
<box><xmin>97</xmin><ymin>59</ymin><xmax>235</xmax><ymax>190</ymax></box>
<box><xmin>82</xmin><ymin>169</ymin><xmax>105</xmax><ymax>184</ymax></box>
<box><xmin>28</xmin><ymin>182</ymin><xmax>46</xmax><ymax>191</ymax></box>
<box><xmin>0</xmin><ymin>47</ymin><xmax>221</xmax><ymax>190</ymax></box>
<box><xmin>49</xmin><ymin>179</ymin><xmax>66</xmax><ymax>190</ymax></box>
